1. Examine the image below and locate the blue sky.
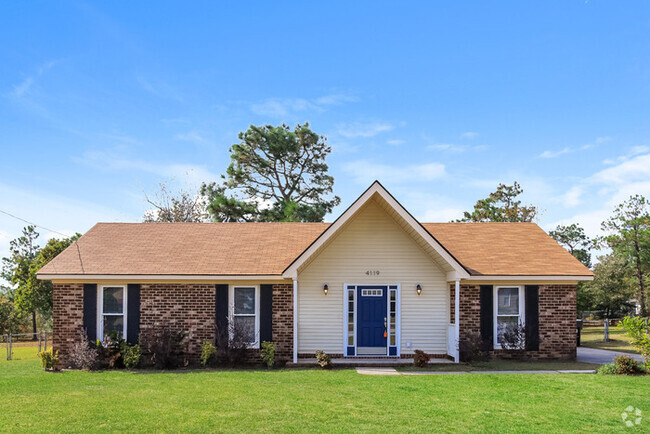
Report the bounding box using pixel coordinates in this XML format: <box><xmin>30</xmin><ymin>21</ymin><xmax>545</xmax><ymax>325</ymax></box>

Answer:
<box><xmin>1</xmin><ymin>1</ymin><xmax>650</xmax><ymax>261</ymax></box>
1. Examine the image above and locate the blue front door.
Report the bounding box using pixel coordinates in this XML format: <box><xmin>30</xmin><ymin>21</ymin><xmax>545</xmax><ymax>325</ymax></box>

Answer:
<box><xmin>357</xmin><ymin>285</ymin><xmax>387</xmax><ymax>354</ymax></box>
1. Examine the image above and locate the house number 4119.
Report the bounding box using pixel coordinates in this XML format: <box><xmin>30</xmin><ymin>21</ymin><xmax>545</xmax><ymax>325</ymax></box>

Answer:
<box><xmin>365</xmin><ymin>270</ymin><xmax>380</xmax><ymax>276</ymax></box>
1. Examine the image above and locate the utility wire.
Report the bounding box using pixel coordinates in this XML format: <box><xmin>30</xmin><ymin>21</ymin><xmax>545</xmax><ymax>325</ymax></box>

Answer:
<box><xmin>0</xmin><ymin>208</ymin><xmax>70</xmax><ymax>238</ymax></box>
<box><xmin>0</xmin><ymin>208</ymin><xmax>85</xmax><ymax>273</ymax></box>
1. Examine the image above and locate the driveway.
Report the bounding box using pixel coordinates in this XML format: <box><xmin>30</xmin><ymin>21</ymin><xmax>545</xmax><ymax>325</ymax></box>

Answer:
<box><xmin>577</xmin><ymin>347</ymin><xmax>644</xmax><ymax>364</ymax></box>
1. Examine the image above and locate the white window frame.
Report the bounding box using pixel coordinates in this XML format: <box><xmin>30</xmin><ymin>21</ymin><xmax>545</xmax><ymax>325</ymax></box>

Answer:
<box><xmin>229</xmin><ymin>285</ymin><xmax>260</xmax><ymax>349</ymax></box>
<box><xmin>97</xmin><ymin>285</ymin><xmax>128</xmax><ymax>340</ymax></box>
<box><xmin>493</xmin><ymin>286</ymin><xmax>525</xmax><ymax>350</ymax></box>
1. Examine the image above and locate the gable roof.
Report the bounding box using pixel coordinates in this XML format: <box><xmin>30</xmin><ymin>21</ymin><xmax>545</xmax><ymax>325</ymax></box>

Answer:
<box><xmin>38</xmin><ymin>183</ymin><xmax>593</xmax><ymax>280</ymax></box>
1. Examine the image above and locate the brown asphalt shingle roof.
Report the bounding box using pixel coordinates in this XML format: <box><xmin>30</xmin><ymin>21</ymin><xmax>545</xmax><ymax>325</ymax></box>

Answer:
<box><xmin>38</xmin><ymin>221</ymin><xmax>592</xmax><ymax>277</ymax></box>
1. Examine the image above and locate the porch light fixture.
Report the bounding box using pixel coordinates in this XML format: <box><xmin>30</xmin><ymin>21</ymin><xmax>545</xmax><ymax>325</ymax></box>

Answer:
<box><xmin>416</xmin><ymin>284</ymin><xmax>422</xmax><ymax>296</ymax></box>
<box><xmin>323</xmin><ymin>284</ymin><xmax>329</xmax><ymax>295</ymax></box>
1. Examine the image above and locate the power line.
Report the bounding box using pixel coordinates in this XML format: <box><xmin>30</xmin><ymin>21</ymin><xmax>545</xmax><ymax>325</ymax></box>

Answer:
<box><xmin>0</xmin><ymin>207</ymin><xmax>85</xmax><ymax>272</ymax></box>
<box><xmin>0</xmin><ymin>208</ymin><xmax>70</xmax><ymax>238</ymax></box>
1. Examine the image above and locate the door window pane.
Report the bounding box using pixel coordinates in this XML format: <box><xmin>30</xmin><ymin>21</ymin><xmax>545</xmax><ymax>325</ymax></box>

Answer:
<box><xmin>234</xmin><ymin>287</ymin><xmax>255</xmax><ymax>314</ymax></box>
<box><xmin>103</xmin><ymin>287</ymin><xmax>124</xmax><ymax>313</ymax></box>
<box><xmin>497</xmin><ymin>287</ymin><xmax>519</xmax><ymax>315</ymax></box>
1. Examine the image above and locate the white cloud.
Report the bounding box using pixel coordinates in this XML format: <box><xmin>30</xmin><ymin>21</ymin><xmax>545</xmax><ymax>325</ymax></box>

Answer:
<box><xmin>7</xmin><ymin>60</ymin><xmax>56</xmax><ymax>98</ymax></box>
<box><xmin>592</xmin><ymin>153</ymin><xmax>650</xmax><ymax>185</ymax></box>
<box><xmin>595</xmin><ymin>136</ymin><xmax>611</xmax><ymax>144</ymax></box>
<box><xmin>387</xmin><ymin>139</ymin><xmax>405</xmax><ymax>145</ymax></box>
<box><xmin>249</xmin><ymin>93</ymin><xmax>358</xmax><ymax>118</ymax></box>
<box><xmin>174</xmin><ymin>130</ymin><xmax>212</xmax><ymax>146</ymax></box>
<box><xmin>539</xmin><ymin>147</ymin><xmax>571</xmax><ymax>159</ymax></box>
<box><xmin>337</xmin><ymin>122</ymin><xmax>394</xmax><ymax>138</ymax></box>
<box><xmin>428</xmin><ymin>143</ymin><xmax>487</xmax><ymax>152</ymax></box>
<box><xmin>559</xmin><ymin>185</ymin><xmax>583</xmax><ymax>207</ymax></box>
<box><xmin>74</xmin><ymin>149</ymin><xmax>220</xmax><ymax>188</ymax></box>
<box><xmin>460</xmin><ymin>132</ymin><xmax>479</xmax><ymax>140</ymax></box>
<box><xmin>342</xmin><ymin>160</ymin><xmax>445</xmax><ymax>185</ymax></box>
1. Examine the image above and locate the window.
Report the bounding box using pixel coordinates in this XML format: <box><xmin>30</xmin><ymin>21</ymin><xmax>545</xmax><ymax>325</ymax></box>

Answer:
<box><xmin>231</xmin><ymin>286</ymin><xmax>259</xmax><ymax>346</ymax></box>
<box><xmin>346</xmin><ymin>286</ymin><xmax>356</xmax><ymax>347</ymax></box>
<box><xmin>494</xmin><ymin>286</ymin><xmax>524</xmax><ymax>348</ymax></box>
<box><xmin>361</xmin><ymin>288</ymin><xmax>383</xmax><ymax>297</ymax></box>
<box><xmin>100</xmin><ymin>285</ymin><xmax>127</xmax><ymax>339</ymax></box>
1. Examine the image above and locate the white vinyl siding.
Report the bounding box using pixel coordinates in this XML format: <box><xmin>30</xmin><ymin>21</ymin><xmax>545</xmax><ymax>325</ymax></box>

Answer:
<box><xmin>297</xmin><ymin>198</ymin><xmax>448</xmax><ymax>355</ymax></box>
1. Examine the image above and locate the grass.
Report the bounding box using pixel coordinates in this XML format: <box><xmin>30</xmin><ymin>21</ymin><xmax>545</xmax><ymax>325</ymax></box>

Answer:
<box><xmin>580</xmin><ymin>325</ymin><xmax>639</xmax><ymax>354</ymax></box>
<box><xmin>398</xmin><ymin>360</ymin><xmax>600</xmax><ymax>372</ymax></box>
<box><xmin>1</xmin><ymin>355</ymin><xmax>649</xmax><ymax>432</ymax></box>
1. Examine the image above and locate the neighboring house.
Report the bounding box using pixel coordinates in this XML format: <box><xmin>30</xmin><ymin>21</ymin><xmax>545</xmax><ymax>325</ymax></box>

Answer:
<box><xmin>38</xmin><ymin>182</ymin><xmax>593</xmax><ymax>365</ymax></box>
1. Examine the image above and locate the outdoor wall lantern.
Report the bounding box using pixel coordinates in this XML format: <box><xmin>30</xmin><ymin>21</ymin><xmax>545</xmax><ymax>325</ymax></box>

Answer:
<box><xmin>416</xmin><ymin>284</ymin><xmax>422</xmax><ymax>296</ymax></box>
<box><xmin>323</xmin><ymin>284</ymin><xmax>329</xmax><ymax>295</ymax></box>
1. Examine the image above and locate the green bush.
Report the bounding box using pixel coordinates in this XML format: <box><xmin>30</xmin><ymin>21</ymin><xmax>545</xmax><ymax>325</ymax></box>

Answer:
<box><xmin>315</xmin><ymin>350</ymin><xmax>332</xmax><ymax>369</ymax></box>
<box><xmin>122</xmin><ymin>344</ymin><xmax>141</xmax><ymax>369</ymax></box>
<box><xmin>597</xmin><ymin>363</ymin><xmax>616</xmax><ymax>375</ymax></box>
<box><xmin>261</xmin><ymin>341</ymin><xmax>276</xmax><ymax>368</ymax></box>
<box><xmin>614</xmin><ymin>355</ymin><xmax>643</xmax><ymax>375</ymax></box>
<box><xmin>620</xmin><ymin>316</ymin><xmax>650</xmax><ymax>365</ymax></box>
<box><xmin>200</xmin><ymin>340</ymin><xmax>216</xmax><ymax>367</ymax></box>
<box><xmin>414</xmin><ymin>350</ymin><xmax>430</xmax><ymax>368</ymax></box>
<box><xmin>38</xmin><ymin>349</ymin><xmax>59</xmax><ymax>371</ymax></box>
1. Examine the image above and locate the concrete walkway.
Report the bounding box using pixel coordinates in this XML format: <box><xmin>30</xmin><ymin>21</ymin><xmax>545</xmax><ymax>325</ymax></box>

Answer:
<box><xmin>577</xmin><ymin>347</ymin><xmax>644</xmax><ymax>364</ymax></box>
<box><xmin>355</xmin><ymin>367</ymin><xmax>596</xmax><ymax>376</ymax></box>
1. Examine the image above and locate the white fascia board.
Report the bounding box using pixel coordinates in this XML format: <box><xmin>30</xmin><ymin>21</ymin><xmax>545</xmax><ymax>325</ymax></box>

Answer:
<box><xmin>464</xmin><ymin>275</ymin><xmax>594</xmax><ymax>281</ymax></box>
<box><xmin>37</xmin><ymin>274</ymin><xmax>287</xmax><ymax>281</ymax></box>
<box><xmin>282</xmin><ymin>181</ymin><xmax>470</xmax><ymax>279</ymax></box>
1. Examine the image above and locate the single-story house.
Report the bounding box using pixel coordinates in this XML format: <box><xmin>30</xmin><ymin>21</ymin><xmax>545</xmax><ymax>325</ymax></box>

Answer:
<box><xmin>38</xmin><ymin>181</ymin><xmax>593</xmax><ymax>364</ymax></box>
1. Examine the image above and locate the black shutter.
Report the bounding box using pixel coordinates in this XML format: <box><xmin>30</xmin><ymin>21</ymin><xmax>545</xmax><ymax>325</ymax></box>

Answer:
<box><xmin>126</xmin><ymin>284</ymin><xmax>141</xmax><ymax>344</ymax></box>
<box><xmin>525</xmin><ymin>285</ymin><xmax>540</xmax><ymax>351</ymax></box>
<box><xmin>215</xmin><ymin>284</ymin><xmax>229</xmax><ymax>345</ymax></box>
<box><xmin>479</xmin><ymin>285</ymin><xmax>493</xmax><ymax>348</ymax></box>
<box><xmin>260</xmin><ymin>284</ymin><xmax>273</xmax><ymax>343</ymax></box>
<box><xmin>83</xmin><ymin>284</ymin><xmax>97</xmax><ymax>344</ymax></box>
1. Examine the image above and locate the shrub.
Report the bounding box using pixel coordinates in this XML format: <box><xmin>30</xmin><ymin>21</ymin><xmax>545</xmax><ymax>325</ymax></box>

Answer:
<box><xmin>122</xmin><ymin>343</ymin><xmax>141</xmax><ymax>369</ymax></box>
<box><xmin>38</xmin><ymin>349</ymin><xmax>59</xmax><ymax>371</ymax></box>
<box><xmin>261</xmin><ymin>341</ymin><xmax>276</xmax><ymax>368</ymax></box>
<box><xmin>200</xmin><ymin>340</ymin><xmax>216</xmax><ymax>367</ymax></box>
<box><xmin>68</xmin><ymin>331</ymin><xmax>97</xmax><ymax>370</ymax></box>
<box><xmin>614</xmin><ymin>355</ymin><xmax>643</xmax><ymax>375</ymax></box>
<box><xmin>140</xmin><ymin>327</ymin><xmax>189</xmax><ymax>369</ymax></box>
<box><xmin>459</xmin><ymin>331</ymin><xmax>490</xmax><ymax>363</ymax></box>
<box><xmin>597</xmin><ymin>363</ymin><xmax>616</xmax><ymax>375</ymax></box>
<box><xmin>96</xmin><ymin>332</ymin><xmax>126</xmax><ymax>369</ymax></box>
<box><xmin>214</xmin><ymin>316</ymin><xmax>252</xmax><ymax>366</ymax></box>
<box><xmin>315</xmin><ymin>350</ymin><xmax>332</xmax><ymax>369</ymax></box>
<box><xmin>413</xmin><ymin>350</ymin><xmax>430</xmax><ymax>368</ymax></box>
<box><xmin>620</xmin><ymin>316</ymin><xmax>650</xmax><ymax>365</ymax></box>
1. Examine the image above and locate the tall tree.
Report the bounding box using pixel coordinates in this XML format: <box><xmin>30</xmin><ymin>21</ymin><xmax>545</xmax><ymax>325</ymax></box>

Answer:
<box><xmin>143</xmin><ymin>182</ymin><xmax>206</xmax><ymax>222</ymax></box>
<box><xmin>2</xmin><ymin>226</ymin><xmax>80</xmax><ymax>335</ymax></box>
<box><xmin>581</xmin><ymin>254</ymin><xmax>635</xmax><ymax>318</ymax></box>
<box><xmin>599</xmin><ymin>195</ymin><xmax>650</xmax><ymax>317</ymax></box>
<box><xmin>202</xmin><ymin>123</ymin><xmax>341</xmax><ymax>222</ymax></box>
<box><xmin>458</xmin><ymin>182</ymin><xmax>538</xmax><ymax>222</ymax></box>
<box><xmin>549</xmin><ymin>223</ymin><xmax>592</xmax><ymax>268</ymax></box>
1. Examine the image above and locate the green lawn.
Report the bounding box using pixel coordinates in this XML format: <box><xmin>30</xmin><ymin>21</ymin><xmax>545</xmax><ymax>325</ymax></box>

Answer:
<box><xmin>1</xmin><ymin>357</ymin><xmax>649</xmax><ymax>432</ymax></box>
<box><xmin>398</xmin><ymin>360</ymin><xmax>599</xmax><ymax>372</ymax></box>
<box><xmin>580</xmin><ymin>326</ymin><xmax>639</xmax><ymax>354</ymax></box>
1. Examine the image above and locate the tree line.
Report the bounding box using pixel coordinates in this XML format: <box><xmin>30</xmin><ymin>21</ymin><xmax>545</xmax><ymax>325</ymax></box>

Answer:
<box><xmin>2</xmin><ymin>123</ymin><xmax>648</xmax><ymax>335</ymax></box>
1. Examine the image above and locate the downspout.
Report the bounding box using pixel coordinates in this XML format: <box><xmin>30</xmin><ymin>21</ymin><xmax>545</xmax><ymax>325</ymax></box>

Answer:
<box><xmin>293</xmin><ymin>278</ymin><xmax>298</xmax><ymax>364</ymax></box>
<box><xmin>454</xmin><ymin>279</ymin><xmax>460</xmax><ymax>363</ymax></box>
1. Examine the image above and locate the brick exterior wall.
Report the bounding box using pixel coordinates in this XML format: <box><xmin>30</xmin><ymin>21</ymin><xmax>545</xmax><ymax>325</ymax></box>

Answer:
<box><xmin>453</xmin><ymin>283</ymin><xmax>577</xmax><ymax>360</ymax></box>
<box><xmin>52</xmin><ymin>283</ymin><xmax>84</xmax><ymax>363</ymax></box>
<box><xmin>140</xmin><ymin>283</ymin><xmax>216</xmax><ymax>363</ymax></box>
<box><xmin>272</xmin><ymin>283</ymin><xmax>293</xmax><ymax>363</ymax></box>
<box><xmin>51</xmin><ymin>282</ymin><xmax>295</xmax><ymax>366</ymax></box>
